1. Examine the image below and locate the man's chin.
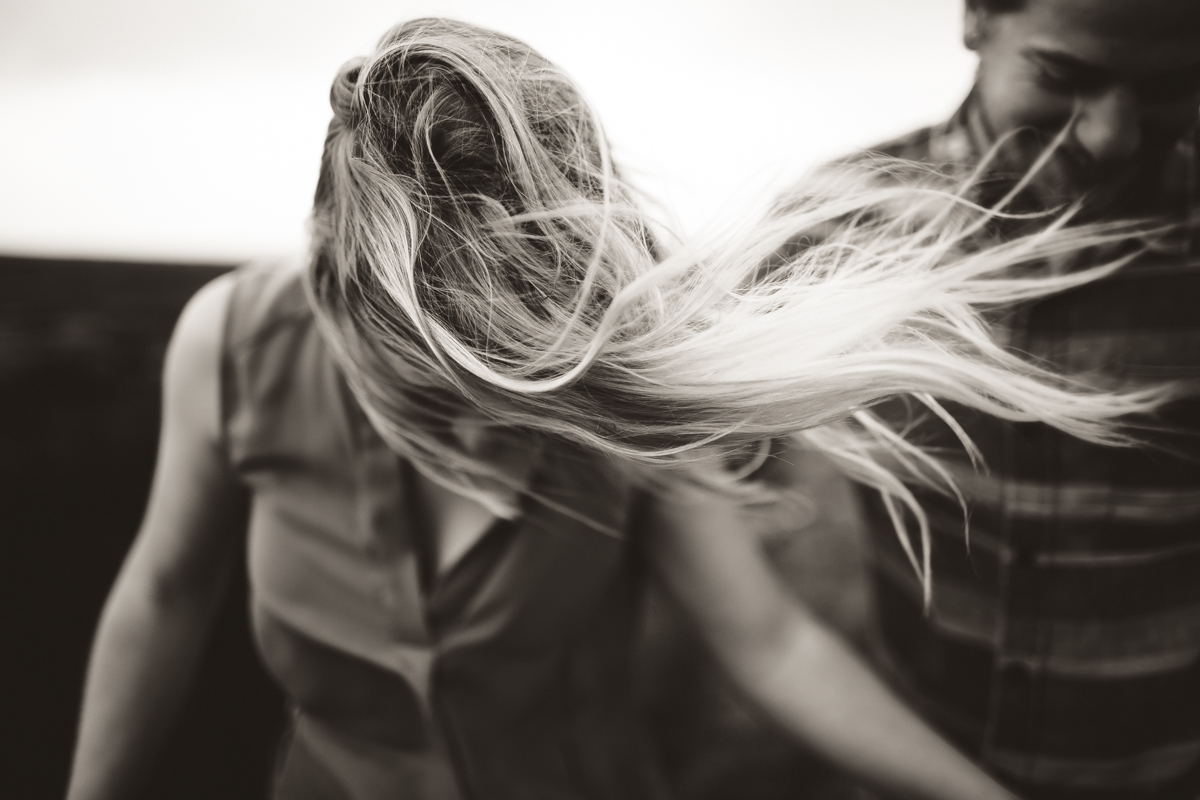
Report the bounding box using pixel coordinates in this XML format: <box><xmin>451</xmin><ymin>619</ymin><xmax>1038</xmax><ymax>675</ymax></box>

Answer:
<box><xmin>987</xmin><ymin>130</ymin><xmax>1175</xmax><ymax>217</ymax></box>
<box><xmin>1021</xmin><ymin>157</ymin><xmax>1163</xmax><ymax>219</ymax></box>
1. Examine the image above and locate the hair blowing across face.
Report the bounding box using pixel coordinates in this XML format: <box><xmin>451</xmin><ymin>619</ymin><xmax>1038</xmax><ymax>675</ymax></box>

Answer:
<box><xmin>308</xmin><ymin>18</ymin><xmax>663</xmax><ymax>498</ymax></box>
<box><xmin>306</xmin><ymin>17</ymin><xmax>1174</xmax><ymax>591</ymax></box>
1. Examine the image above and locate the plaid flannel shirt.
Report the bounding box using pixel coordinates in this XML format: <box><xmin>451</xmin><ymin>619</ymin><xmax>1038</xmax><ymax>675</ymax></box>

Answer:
<box><xmin>859</xmin><ymin>99</ymin><xmax>1200</xmax><ymax>800</ymax></box>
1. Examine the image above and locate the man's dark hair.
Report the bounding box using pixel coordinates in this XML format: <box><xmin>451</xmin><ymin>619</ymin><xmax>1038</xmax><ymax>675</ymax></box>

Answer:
<box><xmin>967</xmin><ymin>0</ymin><xmax>1025</xmax><ymax>11</ymax></box>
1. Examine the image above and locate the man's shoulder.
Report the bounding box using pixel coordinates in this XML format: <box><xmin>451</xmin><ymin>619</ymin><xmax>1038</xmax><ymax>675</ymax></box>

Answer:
<box><xmin>850</xmin><ymin>115</ymin><xmax>975</xmax><ymax>170</ymax></box>
<box><xmin>867</xmin><ymin>124</ymin><xmax>943</xmax><ymax>162</ymax></box>
<box><xmin>825</xmin><ymin>120</ymin><xmax>968</xmax><ymax>194</ymax></box>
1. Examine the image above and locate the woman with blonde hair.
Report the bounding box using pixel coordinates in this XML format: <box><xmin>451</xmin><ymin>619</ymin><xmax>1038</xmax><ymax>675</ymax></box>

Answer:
<box><xmin>67</xmin><ymin>17</ymin><xmax>1166</xmax><ymax>800</ymax></box>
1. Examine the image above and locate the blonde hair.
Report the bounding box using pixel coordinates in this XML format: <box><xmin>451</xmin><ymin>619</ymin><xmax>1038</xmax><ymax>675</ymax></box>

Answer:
<box><xmin>307</xmin><ymin>18</ymin><xmax>1173</xmax><ymax>590</ymax></box>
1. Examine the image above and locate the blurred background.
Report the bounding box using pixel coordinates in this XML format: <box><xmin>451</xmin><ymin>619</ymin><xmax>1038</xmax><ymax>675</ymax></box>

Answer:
<box><xmin>0</xmin><ymin>1</ymin><xmax>976</xmax><ymax>798</ymax></box>
<box><xmin>0</xmin><ymin>0</ymin><xmax>975</xmax><ymax>260</ymax></box>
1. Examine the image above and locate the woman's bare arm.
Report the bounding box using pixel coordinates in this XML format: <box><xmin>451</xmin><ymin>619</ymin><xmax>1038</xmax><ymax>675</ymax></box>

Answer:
<box><xmin>66</xmin><ymin>275</ymin><xmax>248</xmax><ymax>800</ymax></box>
<box><xmin>642</xmin><ymin>472</ymin><xmax>1018</xmax><ymax>800</ymax></box>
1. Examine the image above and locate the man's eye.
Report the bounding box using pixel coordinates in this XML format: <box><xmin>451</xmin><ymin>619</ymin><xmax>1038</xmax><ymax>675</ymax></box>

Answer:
<box><xmin>1033</xmin><ymin>66</ymin><xmax>1104</xmax><ymax>95</ymax></box>
<box><xmin>1034</xmin><ymin>68</ymin><xmax>1073</xmax><ymax>93</ymax></box>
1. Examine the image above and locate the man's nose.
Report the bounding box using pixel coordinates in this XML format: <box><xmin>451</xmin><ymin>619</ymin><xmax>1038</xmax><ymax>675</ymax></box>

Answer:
<box><xmin>1071</xmin><ymin>87</ymin><xmax>1142</xmax><ymax>164</ymax></box>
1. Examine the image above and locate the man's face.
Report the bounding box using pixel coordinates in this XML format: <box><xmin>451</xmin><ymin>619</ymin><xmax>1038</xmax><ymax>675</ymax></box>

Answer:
<box><xmin>968</xmin><ymin>0</ymin><xmax>1200</xmax><ymax>207</ymax></box>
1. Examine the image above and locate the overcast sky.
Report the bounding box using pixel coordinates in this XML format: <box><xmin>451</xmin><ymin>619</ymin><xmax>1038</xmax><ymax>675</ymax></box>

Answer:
<box><xmin>0</xmin><ymin>0</ymin><xmax>976</xmax><ymax>262</ymax></box>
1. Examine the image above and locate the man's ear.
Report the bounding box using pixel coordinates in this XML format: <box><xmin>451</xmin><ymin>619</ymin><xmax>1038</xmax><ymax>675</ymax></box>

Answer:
<box><xmin>963</xmin><ymin>4</ymin><xmax>986</xmax><ymax>51</ymax></box>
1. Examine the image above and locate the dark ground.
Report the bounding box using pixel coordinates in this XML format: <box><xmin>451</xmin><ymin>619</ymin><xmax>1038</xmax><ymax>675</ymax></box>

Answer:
<box><xmin>0</xmin><ymin>255</ymin><xmax>873</xmax><ymax>800</ymax></box>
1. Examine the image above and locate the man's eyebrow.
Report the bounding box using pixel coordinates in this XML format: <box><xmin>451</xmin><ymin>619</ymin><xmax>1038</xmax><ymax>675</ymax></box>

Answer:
<box><xmin>1023</xmin><ymin>47</ymin><xmax>1112</xmax><ymax>81</ymax></box>
<box><xmin>1025</xmin><ymin>46</ymin><xmax>1200</xmax><ymax>84</ymax></box>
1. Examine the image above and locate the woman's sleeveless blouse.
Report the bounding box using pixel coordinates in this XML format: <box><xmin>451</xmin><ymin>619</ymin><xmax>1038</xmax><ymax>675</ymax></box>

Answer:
<box><xmin>220</xmin><ymin>265</ymin><xmax>669</xmax><ymax>800</ymax></box>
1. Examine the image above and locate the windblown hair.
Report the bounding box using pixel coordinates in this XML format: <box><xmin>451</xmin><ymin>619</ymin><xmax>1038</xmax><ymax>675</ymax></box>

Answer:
<box><xmin>308</xmin><ymin>18</ymin><xmax>1172</xmax><ymax>591</ymax></box>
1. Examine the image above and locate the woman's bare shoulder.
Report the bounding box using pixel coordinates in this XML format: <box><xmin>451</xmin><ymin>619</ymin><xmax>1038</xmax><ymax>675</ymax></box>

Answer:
<box><xmin>164</xmin><ymin>273</ymin><xmax>239</xmax><ymax>445</ymax></box>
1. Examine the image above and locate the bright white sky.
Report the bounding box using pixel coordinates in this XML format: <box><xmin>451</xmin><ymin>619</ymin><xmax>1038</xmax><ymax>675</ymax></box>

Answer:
<box><xmin>0</xmin><ymin>0</ymin><xmax>976</xmax><ymax>262</ymax></box>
